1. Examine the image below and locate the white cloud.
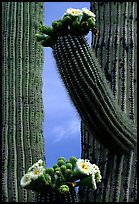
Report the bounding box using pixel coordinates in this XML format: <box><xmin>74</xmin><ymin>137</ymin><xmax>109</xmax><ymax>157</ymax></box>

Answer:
<box><xmin>50</xmin><ymin>119</ymin><xmax>80</xmax><ymax>143</ymax></box>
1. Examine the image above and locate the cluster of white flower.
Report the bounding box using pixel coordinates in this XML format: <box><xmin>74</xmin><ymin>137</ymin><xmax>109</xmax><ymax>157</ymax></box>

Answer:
<box><xmin>76</xmin><ymin>159</ymin><xmax>102</xmax><ymax>189</ymax></box>
<box><xmin>64</xmin><ymin>7</ymin><xmax>96</xmax><ymax>20</ymax></box>
<box><xmin>20</xmin><ymin>159</ymin><xmax>45</xmax><ymax>187</ymax></box>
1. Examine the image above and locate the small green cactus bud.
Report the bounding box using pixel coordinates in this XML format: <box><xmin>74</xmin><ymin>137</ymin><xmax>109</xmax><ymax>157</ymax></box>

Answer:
<box><xmin>40</xmin><ymin>36</ymin><xmax>54</xmax><ymax>47</ymax></box>
<box><xmin>39</xmin><ymin>25</ymin><xmax>47</xmax><ymax>34</ymax></box>
<box><xmin>52</xmin><ymin>20</ymin><xmax>59</xmax><ymax>29</ymax></box>
<box><xmin>53</xmin><ymin>164</ymin><xmax>58</xmax><ymax>169</ymax></box>
<box><xmin>58</xmin><ymin>185</ymin><xmax>69</xmax><ymax>194</ymax></box>
<box><xmin>87</xmin><ymin>17</ymin><xmax>95</xmax><ymax>29</ymax></box>
<box><xmin>72</xmin><ymin>19</ymin><xmax>80</xmax><ymax>34</ymax></box>
<box><xmin>39</xmin><ymin>25</ymin><xmax>54</xmax><ymax>36</ymax></box>
<box><xmin>60</xmin><ymin>165</ymin><xmax>67</xmax><ymax>173</ymax></box>
<box><xmin>35</xmin><ymin>34</ymin><xmax>46</xmax><ymax>42</ymax></box>
<box><xmin>63</xmin><ymin>15</ymin><xmax>71</xmax><ymax>24</ymax></box>
<box><xmin>69</xmin><ymin>156</ymin><xmax>77</xmax><ymax>167</ymax></box>
<box><xmin>54</xmin><ymin>167</ymin><xmax>61</xmax><ymax>172</ymax></box>
<box><xmin>57</xmin><ymin>159</ymin><xmax>65</xmax><ymax>166</ymax></box>
<box><xmin>46</xmin><ymin>168</ymin><xmax>54</xmax><ymax>176</ymax></box>
<box><xmin>56</xmin><ymin>21</ymin><xmax>64</xmax><ymax>34</ymax></box>
<box><xmin>66</xmin><ymin>162</ymin><xmax>73</xmax><ymax>170</ymax></box>
<box><xmin>81</xmin><ymin>21</ymin><xmax>88</xmax><ymax>30</ymax></box>
<box><xmin>66</xmin><ymin>160</ymin><xmax>70</xmax><ymax>164</ymax></box>
<box><xmin>58</xmin><ymin>157</ymin><xmax>65</xmax><ymax>162</ymax></box>
<box><xmin>65</xmin><ymin>169</ymin><xmax>72</xmax><ymax>179</ymax></box>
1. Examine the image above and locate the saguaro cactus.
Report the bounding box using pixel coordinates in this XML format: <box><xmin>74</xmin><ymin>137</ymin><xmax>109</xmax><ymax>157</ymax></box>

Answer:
<box><xmin>79</xmin><ymin>2</ymin><xmax>137</xmax><ymax>202</ymax></box>
<box><xmin>2</xmin><ymin>2</ymin><xmax>45</xmax><ymax>202</ymax></box>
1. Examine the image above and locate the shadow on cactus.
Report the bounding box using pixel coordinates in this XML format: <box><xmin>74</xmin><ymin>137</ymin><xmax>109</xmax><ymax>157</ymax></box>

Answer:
<box><xmin>20</xmin><ymin>157</ymin><xmax>102</xmax><ymax>195</ymax></box>
<box><xmin>36</xmin><ymin>8</ymin><xmax>137</xmax><ymax>154</ymax></box>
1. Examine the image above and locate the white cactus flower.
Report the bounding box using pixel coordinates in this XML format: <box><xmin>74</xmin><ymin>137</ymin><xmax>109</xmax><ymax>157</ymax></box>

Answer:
<box><xmin>28</xmin><ymin>159</ymin><xmax>44</xmax><ymax>172</ymax></box>
<box><xmin>65</xmin><ymin>8</ymin><xmax>83</xmax><ymax>16</ymax></box>
<box><xmin>31</xmin><ymin>166</ymin><xmax>45</xmax><ymax>180</ymax></box>
<box><xmin>82</xmin><ymin>8</ymin><xmax>96</xmax><ymax>19</ymax></box>
<box><xmin>76</xmin><ymin>159</ymin><xmax>93</xmax><ymax>175</ymax></box>
<box><xmin>20</xmin><ymin>172</ymin><xmax>34</xmax><ymax>187</ymax></box>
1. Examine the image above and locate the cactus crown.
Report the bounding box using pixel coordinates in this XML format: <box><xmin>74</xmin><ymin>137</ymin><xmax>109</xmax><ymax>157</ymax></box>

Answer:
<box><xmin>36</xmin><ymin>8</ymin><xmax>97</xmax><ymax>47</ymax></box>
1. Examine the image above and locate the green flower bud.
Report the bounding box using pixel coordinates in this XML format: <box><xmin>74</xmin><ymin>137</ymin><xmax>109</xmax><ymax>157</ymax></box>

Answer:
<box><xmin>39</xmin><ymin>25</ymin><xmax>53</xmax><ymax>35</ymax></box>
<box><xmin>63</xmin><ymin>15</ymin><xmax>71</xmax><ymax>24</ymax></box>
<box><xmin>53</xmin><ymin>164</ymin><xmax>58</xmax><ymax>169</ymax></box>
<box><xmin>58</xmin><ymin>157</ymin><xmax>65</xmax><ymax>162</ymax></box>
<box><xmin>56</xmin><ymin>21</ymin><xmax>63</xmax><ymax>34</ymax></box>
<box><xmin>65</xmin><ymin>169</ymin><xmax>72</xmax><ymax>179</ymax></box>
<box><xmin>35</xmin><ymin>34</ymin><xmax>46</xmax><ymax>42</ymax></box>
<box><xmin>66</xmin><ymin>162</ymin><xmax>72</xmax><ymax>170</ymax></box>
<box><xmin>60</xmin><ymin>165</ymin><xmax>67</xmax><ymax>173</ymax></box>
<box><xmin>52</xmin><ymin>20</ymin><xmax>59</xmax><ymax>29</ymax></box>
<box><xmin>46</xmin><ymin>168</ymin><xmax>54</xmax><ymax>176</ymax></box>
<box><xmin>54</xmin><ymin>167</ymin><xmax>61</xmax><ymax>172</ymax></box>
<box><xmin>40</xmin><ymin>36</ymin><xmax>55</xmax><ymax>47</ymax></box>
<box><xmin>87</xmin><ymin>17</ymin><xmax>95</xmax><ymax>29</ymax></box>
<box><xmin>81</xmin><ymin>21</ymin><xmax>88</xmax><ymax>30</ymax></box>
<box><xmin>57</xmin><ymin>159</ymin><xmax>65</xmax><ymax>166</ymax></box>
<box><xmin>69</xmin><ymin>156</ymin><xmax>77</xmax><ymax>165</ymax></box>
<box><xmin>58</xmin><ymin>185</ymin><xmax>69</xmax><ymax>194</ymax></box>
<box><xmin>72</xmin><ymin>19</ymin><xmax>81</xmax><ymax>34</ymax></box>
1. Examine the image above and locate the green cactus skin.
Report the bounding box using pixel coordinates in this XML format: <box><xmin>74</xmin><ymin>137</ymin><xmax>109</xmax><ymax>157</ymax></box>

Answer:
<box><xmin>79</xmin><ymin>2</ymin><xmax>137</xmax><ymax>202</ymax></box>
<box><xmin>52</xmin><ymin>34</ymin><xmax>136</xmax><ymax>154</ymax></box>
<box><xmin>2</xmin><ymin>2</ymin><xmax>45</xmax><ymax>202</ymax></box>
<box><xmin>37</xmin><ymin>190</ymin><xmax>78</xmax><ymax>202</ymax></box>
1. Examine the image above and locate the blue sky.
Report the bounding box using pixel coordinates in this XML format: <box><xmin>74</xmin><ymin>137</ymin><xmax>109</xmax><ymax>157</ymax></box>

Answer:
<box><xmin>43</xmin><ymin>2</ymin><xmax>90</xmax><ymax>168</ymax></box>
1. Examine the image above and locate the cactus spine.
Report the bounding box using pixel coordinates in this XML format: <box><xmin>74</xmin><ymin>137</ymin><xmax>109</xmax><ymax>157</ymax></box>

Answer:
<box><xmin>79</xmin><ymin>2</ymin><xmax>137</xmax><ymax>202</ymax></box>
<box><xmin>2</xmin><ymin>2</ymin><xmax>45</xmax><ymax>202</ymax></box>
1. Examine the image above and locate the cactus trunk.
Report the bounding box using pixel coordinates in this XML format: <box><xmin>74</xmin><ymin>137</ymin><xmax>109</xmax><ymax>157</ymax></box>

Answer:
<box><xmin>79</xmin><ymin>2</ymin><xmax>137</xmax><ymax>202</ymax></box>
<box><xmin>2</xmin><ymin>2</ymin><xmax>45</xmax><ymax>202</ymax></box>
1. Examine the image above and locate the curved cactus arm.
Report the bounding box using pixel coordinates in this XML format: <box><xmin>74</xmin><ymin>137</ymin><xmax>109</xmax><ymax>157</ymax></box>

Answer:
<box><xmin>36</xmin><ymin>8</ymin><xmax>137</xmax><ymax>154</ymax></box>
<box><xmin>52</xmin><ymin>34</ymin><xmax>136</xmax><ymax>154</ymax></box>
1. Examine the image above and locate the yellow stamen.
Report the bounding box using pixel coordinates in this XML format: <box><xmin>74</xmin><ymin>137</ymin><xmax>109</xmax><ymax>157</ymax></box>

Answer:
<box><xmin>81</xmin><ymin>162</ymin><xmax>88</xmax><ymax>170</ymax></box>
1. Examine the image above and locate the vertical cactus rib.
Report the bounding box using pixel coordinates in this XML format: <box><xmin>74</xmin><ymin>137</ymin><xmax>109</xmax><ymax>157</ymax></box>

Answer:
<box><xmin>2</xmin><ymin>2</ymin><xmax>9</xmax><ymax>202</ymax></box>
<box><xmin>34</xmin><ymin>2</ymin><xmax>45</xmax><ymax>162</ymax></box>
<box><xmin>15</xmin><ymin>2</ymin><xmax>27</xmax><ymax>202</ymax></box>
<box><xmin>111</xmin><ymin>2</ymin><xmax>119</xmax><ymax>101</ymax></box>
<box><xmin>128</xmin><ymin>2</ymin><xmax>135</xmax><ymax>121</ymax></box>
<box><xmin>120</xmin><ymin>2</ymin><xmax>128</xmax><ymax>112</ymax></box>
<box><xmin>2</xmin><ymin>2</ymin><xmax>45</xmax><ymax>202</ymax></box>
<box><xmin>8</xmin><ymin>3</ymin><xmax>18</xmax><ymax>201</ymax></box>
<box><xmin>22</xmin><ymin>1</ymin><xmax>32</xmax><ymax>176</ymax></box>
<box><xmin>28</xmin><ymin>2</ymin><xmax>37</xmax><ymax>167</ymax></box>
<box><xmin>29</xmin><ymin>2</ymin><xmax>38</xmax><ymax>165</ymax></box>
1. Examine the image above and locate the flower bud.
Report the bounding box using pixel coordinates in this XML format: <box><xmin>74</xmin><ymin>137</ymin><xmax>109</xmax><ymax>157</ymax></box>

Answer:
<box><xmin>57</xmin><ymin>159</ymin><xmax>65</xmax><ymax>166</ymax></box>
<box><xmin>58</xmin><ymin>185</ymin><xmax>69</xmax><ymax>194</ymax></box>
<box><xmin>60</xmin><ymin>165</ymin><xmax>67</xmax><ymax>173</ymax></box>
<box><xmin>53</xmin><ymin>164</ymin><xmax>58</xmax><ymax>169</ymax></box>
<box><xmin>46</xmin><ymin>168</ymin><xmax>54</xmax><ymax>176</ymax></box>
<box><xmin>58</xmin><ymin>157</ymin><xmax>66</xmax><ymax>162</ymax></box>
<box><xmin>35</xmin><ymin>34</ymin><xmax>46</xmax><ymax>42</ymax></box>
<box><xmin>66</xmin><ymin>162</ymin><xmax>72</xmax><ymax>170</ymax></box>
<box><xmin>65</xmin><ymin>169</ymin><xmax>72</xmax><ymax>179</ymax></box>
<box><xmin>69</xmin><ymin>156</ymin><xmax>77</xmax><ymax>165</ymax></box>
